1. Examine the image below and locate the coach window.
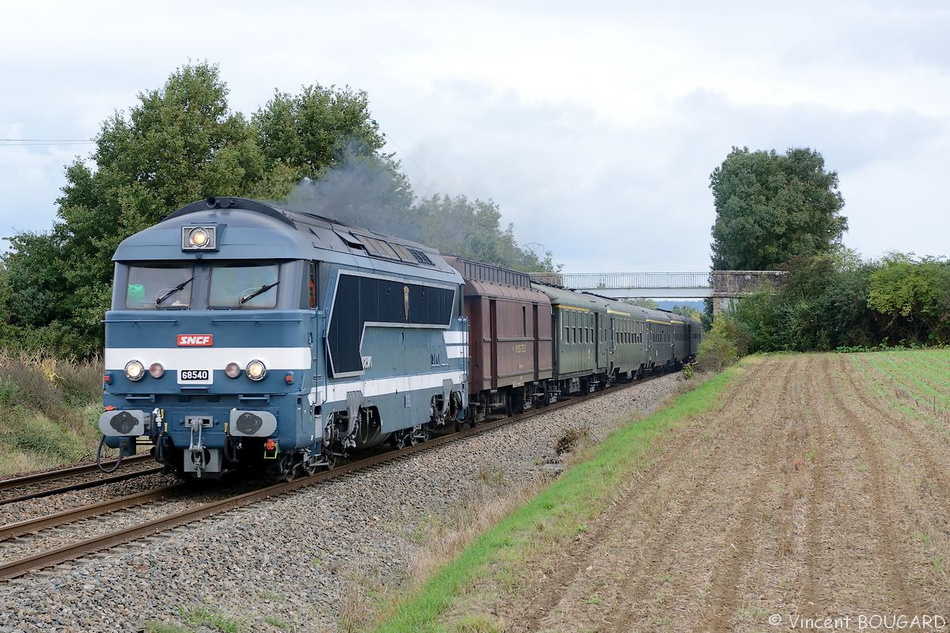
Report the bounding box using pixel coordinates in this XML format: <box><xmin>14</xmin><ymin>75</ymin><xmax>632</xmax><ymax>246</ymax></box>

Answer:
<box><xmin>125</xmin><ymin>264</ymin><xmax>194</xmax><ymax>309</ymax></box>
<box><xmin>209</xmin><ymin>263</ymin><xmax>280</xmax><ymax>309</ymax></box>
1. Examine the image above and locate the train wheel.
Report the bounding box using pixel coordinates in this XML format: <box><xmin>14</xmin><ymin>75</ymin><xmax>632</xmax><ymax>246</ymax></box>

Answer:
<box><xmin>301</xmin><ymin>449</ymin><xmax>318</xmax><ymax>477</ymax></box>
<box><xmin>391</xmin><ymin>429</ymin><xmax>410</xmax><ymax>449</ymax></box>
<box><xmin>269</xmin><ymin>453</ymin><xmax>296</xmax><ymax>482</ymax></box>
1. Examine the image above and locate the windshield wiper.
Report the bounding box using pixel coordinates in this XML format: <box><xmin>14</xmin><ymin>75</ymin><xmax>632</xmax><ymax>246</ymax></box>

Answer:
<box><xmin>155</xmin><ymin>277</ymin><xmax>194</xmax><ymax>305</ymax></box>
<box><xmin>240</xmin><ymin>281</ymin><xmax>279</xmax><ymax>305</ymax></box>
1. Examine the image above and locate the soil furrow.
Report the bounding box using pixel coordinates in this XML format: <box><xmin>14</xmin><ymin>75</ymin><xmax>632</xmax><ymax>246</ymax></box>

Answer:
<box><xmin>701</xmin><ymin>358</ymin><xmax>800</xmax><ymax>631</ymax></box>
<box><xmin>799</xmin><ymin>355</ymin><xmax>833</xmax><ymax>609</ymax></box>
<box><xmin>616</xmin><ymin>361</ymin><xmax>789</xmax><ymax>629</ymax></box>
<box><xmin>825</xmin><ymin>356</ymin><xmax>915</xmax><ymax>611</ymax></box>
<box><xmin>534</xmin><ymin>360</ymin><xmax>791</xmax><ymax>632</ymax></box>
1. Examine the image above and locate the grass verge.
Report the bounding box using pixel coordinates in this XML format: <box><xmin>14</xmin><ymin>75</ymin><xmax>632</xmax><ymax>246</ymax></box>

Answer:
<box><xmin>370</xmin><ymin>361</ymin><xmax>745</xmax><ymax>632</ymax></box>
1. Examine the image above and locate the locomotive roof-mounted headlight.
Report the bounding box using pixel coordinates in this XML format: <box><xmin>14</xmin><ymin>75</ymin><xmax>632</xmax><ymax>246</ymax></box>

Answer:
<box><xmin>181</xmin><ymin>226</ymin><xmax>217</xmax><ymax>251</ymax></box>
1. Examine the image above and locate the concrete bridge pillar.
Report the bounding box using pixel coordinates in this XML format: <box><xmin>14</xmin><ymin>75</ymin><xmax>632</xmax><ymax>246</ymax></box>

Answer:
<box><xmin>711</xmin><ymin>270</ymin><xmax>787</xmax><ymax>315</ymax></box>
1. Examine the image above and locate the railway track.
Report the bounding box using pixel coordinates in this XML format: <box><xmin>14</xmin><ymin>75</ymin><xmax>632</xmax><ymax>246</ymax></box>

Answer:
<box><xmin>0</xmin><ymin>451</ymin><xmax>163</xmax><ymax>502</ymax></box>
<box><xmin>0</xmin><ymin>374</ymin><xmax>664</xmax><ymax>582</ymax></box>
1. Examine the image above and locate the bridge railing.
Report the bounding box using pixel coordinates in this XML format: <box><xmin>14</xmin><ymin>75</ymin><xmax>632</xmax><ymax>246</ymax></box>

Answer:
<box><xmin>561</xmin><ymin>272</ymin><xmax>712</xmax><ymax>290</ymax></box>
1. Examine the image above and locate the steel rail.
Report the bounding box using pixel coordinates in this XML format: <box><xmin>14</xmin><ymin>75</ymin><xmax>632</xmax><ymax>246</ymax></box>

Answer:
<box><xmin>0</xmin><ymin>454</ymin><xmax>152</xmax><ymax>493</ymax></box>
<box><xmin>0</xmin><ymin>466</ymin><xmax>165</xmax><ymax>507</ymax></box>
<box><xmin>0</xmin><ymin>484</ymin><xmax>185</xmax><ymax>541</ymax></box>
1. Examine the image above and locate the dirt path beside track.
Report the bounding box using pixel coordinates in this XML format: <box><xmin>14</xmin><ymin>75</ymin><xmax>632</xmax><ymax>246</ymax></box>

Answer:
<box><xmin>492</xmin><ymin>354</ymin><xmax>950</xmax><ymax>632</ymax></box>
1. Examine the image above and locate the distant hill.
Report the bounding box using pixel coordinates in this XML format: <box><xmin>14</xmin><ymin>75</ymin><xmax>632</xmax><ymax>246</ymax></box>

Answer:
<box><xmin>656</xmin><ymin>300</ymin><xmax>706</xmax><ymax>313</ymax></box>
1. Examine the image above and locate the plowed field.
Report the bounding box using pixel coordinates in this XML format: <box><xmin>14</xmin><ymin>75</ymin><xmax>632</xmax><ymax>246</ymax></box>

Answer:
<box><xmin>491</xmin><ymin>353</ymin><xmax>950</xmax><ymax>632</ymax></box>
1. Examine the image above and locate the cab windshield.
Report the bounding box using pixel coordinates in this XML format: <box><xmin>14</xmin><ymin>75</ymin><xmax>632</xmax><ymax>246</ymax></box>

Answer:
<box><xmin>208</xmin><ymin>263</ymin><xmax>280</xmax><ymax>309</ymax></box>
<box><xmin>125</xmin><ymin>265</ymin><xmax>194</xmax><ymax>309</ymax></box>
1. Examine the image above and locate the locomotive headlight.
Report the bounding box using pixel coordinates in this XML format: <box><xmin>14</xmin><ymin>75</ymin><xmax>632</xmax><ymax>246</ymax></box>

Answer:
<box><xmin>125</xmin><ymin>360</ymin><xmax>145</xmax><ymax>382</ymax></box>
<box><xmin>246</xmin><ymin>360</ymin><xmax>266</xmax><ymax>381</ymax></box>
<box><xmin>148</xmin><ymin>363</ymin><xmax>165</xmax><ymax>379</ymax></box>
<box><xmin>181</xmin><ymin>225</ymin><xmax>217</xmax><ymax>251</ymax></box>
<box><xmin>190</xmin><ymin>228</ymin><xmax>209</xmax><ymax>247</ymax></box>
<box><xmin>225</xmin><ymin>362</ymin><xmax>242</xmax><ymax>379</ymax></box>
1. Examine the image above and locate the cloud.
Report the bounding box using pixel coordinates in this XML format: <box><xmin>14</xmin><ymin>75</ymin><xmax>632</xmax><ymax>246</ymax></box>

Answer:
<box><xmin>392</xmin><ymin>80</ymin><xmax>949</xmax><ymax>271</ymax></box>
<box><xmin>0</xmin><ymin>1</ymin><xmax>947</xmax><ymax>273</ymax></box>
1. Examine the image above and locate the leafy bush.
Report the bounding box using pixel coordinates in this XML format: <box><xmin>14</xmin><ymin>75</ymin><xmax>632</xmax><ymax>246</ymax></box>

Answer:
<box><xmin>867</xmin><ymin>255</ymin><xmax>950</xmax><ymax>344</ymax></box>
<box><xmin>727</xmin><ymin>252</ymin><xmax>950</xmax><ymax>353</ymax></box>
<box><xmin>697</xmin><ymin>316</ymin><xmax>747</xmax><ymax>371</ymax></box>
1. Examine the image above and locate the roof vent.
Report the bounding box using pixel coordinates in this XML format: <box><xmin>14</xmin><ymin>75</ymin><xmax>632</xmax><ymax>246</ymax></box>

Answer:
<box><xmin>407</xmin><ymin>249</ymin><xmax>435</xmax><ymax>266</ymax></box>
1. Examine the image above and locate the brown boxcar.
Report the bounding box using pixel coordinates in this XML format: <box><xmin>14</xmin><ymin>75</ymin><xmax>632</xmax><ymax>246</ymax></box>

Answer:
<box><xmin>446</xmin><ymin>257</ymin><xmax>554</xmax><ymax>419</ymax></box>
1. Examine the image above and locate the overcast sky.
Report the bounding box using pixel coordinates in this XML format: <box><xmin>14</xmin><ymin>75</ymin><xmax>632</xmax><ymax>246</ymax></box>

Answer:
<box><xmin>2</xmin><ymin>1</ymin><xmax>947</xmax><ymax>272</ymax></box>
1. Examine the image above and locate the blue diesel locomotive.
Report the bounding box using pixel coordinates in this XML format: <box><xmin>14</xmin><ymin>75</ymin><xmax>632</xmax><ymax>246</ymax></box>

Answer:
<box><xmin>99</xmin><ymin>197</ymin><xmax>469</xmax><ymax>479</ymax></box>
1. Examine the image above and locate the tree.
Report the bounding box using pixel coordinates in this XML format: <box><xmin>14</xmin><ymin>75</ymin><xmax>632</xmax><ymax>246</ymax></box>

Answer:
<box><xmin>254</xmin><ymin>84</ymin><xmax>387</xmax><ymax>181</ymax></box>
<box><xmin>671</xmin><ymin>304</ymin><xmax>702</xmax><ymax>320</ymax></box>
<box><xmin>626</xmin><ymin>299</ymin><xmax>659</xmax><ymax>309</ymax></box>
<box><xmin>724</xmin><ymin>250</ymin><xmax>950</xmax><ymax>353</ymax></box>
<box><xmin>408</xmin><ymin>195</ymin><xmax>555</xmax><ymax>272</ymax></box>
<box><xmin>710</xmin><ymin>147</ymin><xmax>846</xmax><ymax>270</ymax></box>
<box><xmin>34</xmin><ymin>62</ymin><xmax>296</xmax><ymax>353</ymax></box>
<box><xmin>1</xmin><ymin>63</ymin><xmax>557</xmax><ymax>355</ymax></box>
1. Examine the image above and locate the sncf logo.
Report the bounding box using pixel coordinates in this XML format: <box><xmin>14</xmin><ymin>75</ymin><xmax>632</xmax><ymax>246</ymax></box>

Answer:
<box><xmin>177</xmin><ymin>334</ymin><xmax>213</xmax><ymax>347</ymax></box>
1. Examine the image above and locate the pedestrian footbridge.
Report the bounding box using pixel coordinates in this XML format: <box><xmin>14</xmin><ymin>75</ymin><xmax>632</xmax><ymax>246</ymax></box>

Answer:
<box><xmin>556</xmin><ymin>272</ymin><xmax>713</xmax><ymax>299</ymax></box>
<box><xmin>529</xmin><ymin>270</ymin><xmax>787</xmax><ymax>313</ymax></box>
